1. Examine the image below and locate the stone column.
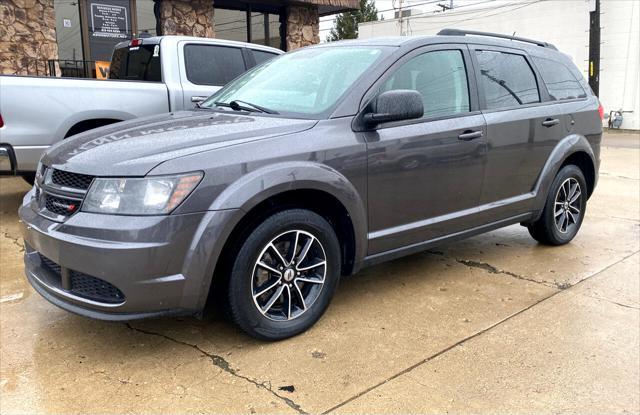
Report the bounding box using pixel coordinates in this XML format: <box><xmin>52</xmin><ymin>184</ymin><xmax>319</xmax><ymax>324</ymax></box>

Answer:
<box><xmin>156</xmin><ymin>0</ymin><xmax>215</xmax><ymax>38</ymax></box>
<box><xmin>0</xmin><ymin>0</ymin><xmax>60</xmax><ymax>76</ymax></box>
<box><xmin>286</xmin><ymin>4</ymin><xmax>320</xmax><ymax>51</ymax></box>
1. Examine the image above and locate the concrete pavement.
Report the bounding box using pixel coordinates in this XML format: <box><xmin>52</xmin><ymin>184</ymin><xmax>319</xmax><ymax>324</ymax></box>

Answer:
<box><xmin>1</xmin><ymin>131</ymin><xmax>638</xmax><ymax>414</ymax></box>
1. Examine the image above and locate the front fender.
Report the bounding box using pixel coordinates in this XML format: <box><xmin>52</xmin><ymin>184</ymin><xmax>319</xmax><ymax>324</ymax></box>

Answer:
<box><xmin>211</xmin><ymin>160</ymin><xmax>367</xmax><ymax>260</ymax></box>
<box><xmin>530</xmin><ymin>133</ymin><xmax>596</xmax><ymax>221</ymax></box>
<box><xmin>185</xmin><ymin>161</ymin><xmax>368</xmax><ymax>310</ymax></box>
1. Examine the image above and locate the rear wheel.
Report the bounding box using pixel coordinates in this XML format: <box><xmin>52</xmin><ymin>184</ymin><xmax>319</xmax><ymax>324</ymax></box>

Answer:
<box><xmin>227</xmin><ymin>209</ymin><xmax>341</xmax><ymax>341</ymax></box>
<box><xmin>528</xmin><ymin>164</ymin><xmax>587</xmax><ymax>245</ymax></box>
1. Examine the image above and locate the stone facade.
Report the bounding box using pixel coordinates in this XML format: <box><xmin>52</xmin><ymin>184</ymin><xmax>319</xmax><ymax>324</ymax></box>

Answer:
<box><xmin>157</xmin><ymin>0</ymin><xmax>215</xmax><ymax>38</ymax></box>
<box><xmin>286</xmin><ymin>4</ymin><xmax>320</xmax><ymax>51</ymax></box>
<box><xmin>0</xmin><ymin>0</ymin><xmax>59</xmax><ymax>76</ymax></box>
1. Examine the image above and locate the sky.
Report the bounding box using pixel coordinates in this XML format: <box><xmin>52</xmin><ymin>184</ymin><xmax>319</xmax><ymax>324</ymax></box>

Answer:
<box><xmin>318</xmin><ymin>0</ymin><xmax>493</xmax><ymax>41</ymax></box>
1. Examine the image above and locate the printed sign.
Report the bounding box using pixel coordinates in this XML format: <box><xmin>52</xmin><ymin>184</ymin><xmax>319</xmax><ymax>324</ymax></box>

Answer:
<box><xmin>86</xmin><ymin>0</ymin><xmax>132</xmax><ymax>62</ymax></box>
<box><xmin>63</xmin><ymin>18</ymin><xmax>72</xmax><ymax>28</ymax></box>
<box><xmin>95</xmin><ymin>61</ymin><xmax>110</xmax><ymax>79</ymax></box>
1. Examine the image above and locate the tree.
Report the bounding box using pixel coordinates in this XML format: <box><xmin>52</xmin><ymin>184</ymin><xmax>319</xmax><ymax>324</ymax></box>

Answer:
<box><xmin>327</xmin><ymin>0</ymin><xmax>378</xmax><ymax>41</ymax></box>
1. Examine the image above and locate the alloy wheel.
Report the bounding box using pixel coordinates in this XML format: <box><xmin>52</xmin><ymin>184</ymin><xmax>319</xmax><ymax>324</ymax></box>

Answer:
<box><xmin>554</xmin><ymin>177</ymin><xmax>582</xmax><ymax>234</ymax></box>
<box><xmin>251</xmin><ymin>230</ymin><xmax>327</xmax><ymax>321</ymax></box>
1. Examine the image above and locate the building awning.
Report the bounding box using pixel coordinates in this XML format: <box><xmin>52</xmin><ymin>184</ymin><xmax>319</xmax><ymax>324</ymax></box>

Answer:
<box><xmin>288</xmin><ymin>0</ymin><xmax>360</xmax><ymax>16</ymax></box>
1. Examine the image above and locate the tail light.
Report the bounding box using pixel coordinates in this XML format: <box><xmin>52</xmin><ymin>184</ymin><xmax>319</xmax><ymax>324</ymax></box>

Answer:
<box><xmin>598</xmin><ymin>102</ymin><xmax>604</xmax><ymax>120</ymax></box>
<box><xmin>0</xmin><ymin>114</ymin><xmax>3</xmax><ymax>128</ymax></box>
<box><xmin>130</xmin><ymin>39</ymin><xmax>142</xmax><ymax>47</ymax></box>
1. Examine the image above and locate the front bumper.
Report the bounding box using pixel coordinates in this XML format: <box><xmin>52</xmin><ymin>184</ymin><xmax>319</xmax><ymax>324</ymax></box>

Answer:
<box><xmin>19</xmin><ymin>189</ymin><xmax>237</xmax><ymax>320</ymax></box>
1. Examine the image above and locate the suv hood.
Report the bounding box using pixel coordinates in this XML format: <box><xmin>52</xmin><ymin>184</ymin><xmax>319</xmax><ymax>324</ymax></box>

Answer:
<box><xmin>43</xmin><ymin>111</ymin><xmax>316</xmax><ymax>176</ymax></box>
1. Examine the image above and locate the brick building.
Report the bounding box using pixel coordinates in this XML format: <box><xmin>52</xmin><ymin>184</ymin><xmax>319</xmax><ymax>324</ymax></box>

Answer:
<box><xmin>0</xmin><ymin>0</ymin><xmax>358</xmax><ymax>77</ymax></box>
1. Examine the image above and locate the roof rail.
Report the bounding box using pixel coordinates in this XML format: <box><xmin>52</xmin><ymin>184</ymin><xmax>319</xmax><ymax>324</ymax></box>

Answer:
<box><xmin>437</xmin><ymin>28</ymin><xmax>558</xmax><ymax>50</ymax></box>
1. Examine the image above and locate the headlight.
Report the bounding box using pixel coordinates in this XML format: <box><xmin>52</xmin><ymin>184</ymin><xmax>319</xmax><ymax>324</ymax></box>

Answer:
<box><xmin>82</xmin><ymin>172</ymin><xmax>202</xmax><ymax>215</ymax></box>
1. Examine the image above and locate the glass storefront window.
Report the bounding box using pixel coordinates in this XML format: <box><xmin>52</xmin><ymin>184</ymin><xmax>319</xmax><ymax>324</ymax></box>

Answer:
<box><xmin>215</xmin><ymin>8</ymin><xmax>248</xmax><ymax>43</ymax></box>
<box><xmin>135</xmin><ymin>0</ymin><xmax>158</xmax><ymax>37</ymax></box>
<box><xmin>54</xmin><ymin>0</ymin><xmax>84</xmax><ymax>61</ymax></box>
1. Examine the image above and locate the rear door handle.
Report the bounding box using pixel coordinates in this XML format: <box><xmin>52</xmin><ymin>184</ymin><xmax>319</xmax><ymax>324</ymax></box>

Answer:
<box><xmin>458</xmin><ymin>130</ymin><xmax>483</xmax><ymax>141</ymax></box>
<box><xmin>191</xmin><ymin>96</ymin><xmax>208</xmax><ymax>103</ymax></box>
<box><xmin>542</xmin><ymin>118</ymin><xmax>560</xmax><ymax>127</ymax></box>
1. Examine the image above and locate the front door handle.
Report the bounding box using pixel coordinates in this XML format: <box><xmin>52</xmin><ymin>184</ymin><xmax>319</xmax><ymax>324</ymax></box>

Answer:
<box><xmin>542</xmin><ymin>118</ymin><xmax>560</xmax><ymax>127</ymax></box>
<box><xmin>191</xmin><ymin>96</ymin><xmax>208</xmax><ymax>103</ymax></box>
<box><xmin>458</xmin><ymin>130</ymin><xmax>483</xmax><ymax>141</ymax></box>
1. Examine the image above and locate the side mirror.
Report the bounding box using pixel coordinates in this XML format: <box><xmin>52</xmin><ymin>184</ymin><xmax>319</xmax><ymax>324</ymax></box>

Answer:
<box><xmin>363</xmin><ymin>90</ymin><xmax>424</xmax><ymax>128</ymax></box>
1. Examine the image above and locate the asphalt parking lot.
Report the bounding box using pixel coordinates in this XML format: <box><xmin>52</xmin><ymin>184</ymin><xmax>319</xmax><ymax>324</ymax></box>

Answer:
<box><xmin>1</xmin><ymin>130</ymin><xmax>638</xmax><ymax>414</ymax></box>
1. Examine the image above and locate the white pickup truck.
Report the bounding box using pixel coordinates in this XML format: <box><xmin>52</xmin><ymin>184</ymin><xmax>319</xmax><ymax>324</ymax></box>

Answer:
<box><xmin>0</xmin><ymin>36</ymin><xmax>282</xmax><ymax>182</ymax></box>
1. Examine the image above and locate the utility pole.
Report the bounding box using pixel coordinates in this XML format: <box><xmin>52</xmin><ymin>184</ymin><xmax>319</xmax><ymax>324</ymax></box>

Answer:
<box><xmin>588</xmin><ymin>0</ymin><xmax>601</xmax><ymax>96</ymax></box>
<box><xmin>398</xmin><ymin>0</ymin><xmax>404</xmax><ymax>36</ymax></box>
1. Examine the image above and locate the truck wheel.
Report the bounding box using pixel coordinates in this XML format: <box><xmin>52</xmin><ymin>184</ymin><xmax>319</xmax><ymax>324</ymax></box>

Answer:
<box><xmin>228</xmin><ymin>209</ymin><xmax>341</xmax><ymax>341</ymax></box>
<box><xmin>528</xmin><ymin>165</ymin><xmax>587</xmax><ymax>245</ymax></box>
<box><xmin>20</xmin><ymin>173</ymin><xmax>35</xmax><ymax>185</ymax></box>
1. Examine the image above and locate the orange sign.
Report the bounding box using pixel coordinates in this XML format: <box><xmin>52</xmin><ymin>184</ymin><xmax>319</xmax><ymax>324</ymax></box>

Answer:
<box><xmin>95</xmin><ymin>61</ymin><xmax>110</xmax><ymax>79</ymax></box>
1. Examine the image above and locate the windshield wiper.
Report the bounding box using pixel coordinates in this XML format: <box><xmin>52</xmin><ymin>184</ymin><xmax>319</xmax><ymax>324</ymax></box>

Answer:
<box><xmin>217</xmin><ymin>100</ymin><xmax>278</xmax><ymax>114</ymax></box>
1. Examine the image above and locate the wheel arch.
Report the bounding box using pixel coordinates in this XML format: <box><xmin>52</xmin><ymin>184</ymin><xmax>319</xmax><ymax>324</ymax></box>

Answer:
<box><xmin>193</xmin><ymin>161</ymin><xmax>368</xmax><ymax>312</ymax></box>
<box><xmin>530</xmin><ymin>134</ymin><xmax>597</xmax><ymax>221</ymax></box>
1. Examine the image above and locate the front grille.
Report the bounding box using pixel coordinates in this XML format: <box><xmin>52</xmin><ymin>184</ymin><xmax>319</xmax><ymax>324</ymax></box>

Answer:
<box><xmin>45</xmin><ymin>194</ymin><xmax>80</xmax><ymax>216</ymax></box>
<box><xmin>39</xmin><ymin>253</ymin><xmax>61</xmax><ymax>276</ymax></box>
<box><xmin>70</xmin><ymin>272</ymin><xmax>124</xmax><ymax>304</ymax></box>
<box><xmin>51</xmin><ymin>169</ymin><xmax>94</xmax><ymax>190</ymax></box>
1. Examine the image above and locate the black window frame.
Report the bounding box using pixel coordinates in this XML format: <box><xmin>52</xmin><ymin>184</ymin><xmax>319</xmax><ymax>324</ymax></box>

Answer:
<box><xmin>468</xmin><ymin>44</ymin><xmax>546</xmax><ymax>112</ymax></box>
<box><xmin>183</xmin><ymin>43</ymin><xmax>248</xmax><ymax>87</ymax></box>
<box><xmin>213</xmin><ymin>2</ymin><xmax>286</xmax><ymax>51</ymax></box>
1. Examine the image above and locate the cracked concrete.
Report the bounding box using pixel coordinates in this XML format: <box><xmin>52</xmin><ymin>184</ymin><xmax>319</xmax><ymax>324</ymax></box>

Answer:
<box><xmin>125</xmin><ymin>323</ymin><xmax>308</xmax><ymax>414</ymax></box>
<box><xmin>1</xmin><ymin>131</ymin><xmax>639</xmax><ymax>413</ymax></box>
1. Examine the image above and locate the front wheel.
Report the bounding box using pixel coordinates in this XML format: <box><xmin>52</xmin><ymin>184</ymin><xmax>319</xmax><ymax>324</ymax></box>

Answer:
<box><xmin>227</xmin><ymin>209</ymin><xmax>341</xmax><ymax>341</ymax></box>
<box><xmin>528</xmin><ymin>164</ymin><xmax>587</xmax><ymax>245</ymax></box>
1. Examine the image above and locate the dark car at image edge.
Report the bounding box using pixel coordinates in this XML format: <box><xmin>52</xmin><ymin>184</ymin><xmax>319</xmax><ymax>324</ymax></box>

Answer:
<box><xmin>19</xmin><ymin>29</ymin><xmax>602</xmax><ymax>340</ymax></box>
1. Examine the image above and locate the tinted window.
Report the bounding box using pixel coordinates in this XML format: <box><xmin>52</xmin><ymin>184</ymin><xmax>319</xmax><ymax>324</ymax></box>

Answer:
<box><xmin>109</xmin><ymin>45</ymin><xmax>161</xmax><ymax>82</ymax></box>
<box><xmin>475</xmin><ymin>50</ymin><xmax>540</xmax><ymax>109</ymax></box>
<box><xmin>252</xmin><ymin>50</ymin><xmax>279</xmax><ymax>66</ymax></box>
<box><xmin>533</xmin><ymin>57</ymin><xmax>587</xmax><ymax>101</ymax></box>
<box><xmin>381</xmin><ymin>50</ymin><xmax>470</xmax><ymax>118</ymax></box>
<box><xmin>184</xmin><ymin>44</ymin><xmax>246</xmax><ymax>86</ymax></box>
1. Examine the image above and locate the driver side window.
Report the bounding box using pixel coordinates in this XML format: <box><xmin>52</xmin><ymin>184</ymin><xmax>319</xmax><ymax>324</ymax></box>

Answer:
<box><xmin>380</xmin><ymin>49</ymin><xmax>470</xmax><ymax>119</ymax></box>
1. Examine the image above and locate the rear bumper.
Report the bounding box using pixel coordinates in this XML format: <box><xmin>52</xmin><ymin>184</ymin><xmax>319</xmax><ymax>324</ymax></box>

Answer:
<box><xmin>0</xmin><ymin>143</ymin><xmax>47</xmax><ymax>174</ymax></box>
<box><xmin>0</xmin><ymin>144</ymin><xmax>16</xmax><ymax>173</ymax></box>
<box><xmin>19</xmin><ymin>190</ymin><xmax>238</xmax><ymax>319</ymax></box>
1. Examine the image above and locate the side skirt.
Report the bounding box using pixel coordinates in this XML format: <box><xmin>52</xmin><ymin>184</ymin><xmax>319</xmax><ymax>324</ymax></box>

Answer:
<box><xmin>361</xmin><ymin>213</ymin><xmax>532</xmax><ymax>268</ymax></box>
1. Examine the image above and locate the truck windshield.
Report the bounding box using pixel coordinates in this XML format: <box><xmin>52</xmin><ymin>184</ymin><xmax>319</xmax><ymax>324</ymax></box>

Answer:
<box><xmin>109</xmin><ymin>44</ymin><xmax>161</xmax><ymax>82</ymax></box>
<box><xmin>201</xmin><ymin>46</ymin><xmax>385</xmax><ymax>117</ymax></box>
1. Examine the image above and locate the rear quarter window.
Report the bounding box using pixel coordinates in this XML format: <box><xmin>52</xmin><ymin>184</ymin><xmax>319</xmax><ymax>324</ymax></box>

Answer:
<box><xmin>475</xmin><ymin>50</ymin><xmax>540</xmax><ymax>110</ymax></box>
<box><xmin>532</xmin><ymin>56</ymin><xmax>587</xmax><ymax>101</ymax></box>
<box><xmin>184</xmin><ymin>44</ymin><xmax>247</xmax><ymax>86</ymax></box>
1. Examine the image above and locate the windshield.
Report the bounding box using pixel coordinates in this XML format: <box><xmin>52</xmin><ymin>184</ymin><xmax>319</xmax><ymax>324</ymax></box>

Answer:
<box><xmin>201</xmin><ymin>46</ymin><xmax>385</xmax><ymax>117</ymax></box>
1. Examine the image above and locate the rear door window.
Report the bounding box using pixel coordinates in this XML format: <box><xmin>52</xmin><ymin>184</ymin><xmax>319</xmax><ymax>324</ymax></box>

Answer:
<box><xmin>532</xmin><ymin>56</ymin><xmax>587</xmax><ymax>101</ymax></box>
<box><xmin>475</xmin><ymin>50</ymin><xmax>540</xmax><ymax>110</ymax></box>
<box><xmin>109</xmin><ymin>44</ymin><xmax>162</xmax><ymax>82</ymax></box>
<box><xmin>184</xmin><ymin>44</ymin><xmax>247</xmax><ymax>86</ymax></box>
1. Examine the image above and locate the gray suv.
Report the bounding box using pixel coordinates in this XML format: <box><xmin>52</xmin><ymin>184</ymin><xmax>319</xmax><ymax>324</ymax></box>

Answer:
<box><xmin>19</xmin><ymin>29</ymin><xmax>602</xmax><ymax>340</ymax></box>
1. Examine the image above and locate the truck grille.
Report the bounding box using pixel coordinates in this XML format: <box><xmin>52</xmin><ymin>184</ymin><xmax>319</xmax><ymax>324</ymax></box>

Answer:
<box><xmin>38</xmin><ymin>253</ymin><xmax>125</xmax><ymax>304</ymax></box>
<box><xmin>51</xmin><ymin>169</ymin><xmax>94</xmax><ymax>190</ymax></box>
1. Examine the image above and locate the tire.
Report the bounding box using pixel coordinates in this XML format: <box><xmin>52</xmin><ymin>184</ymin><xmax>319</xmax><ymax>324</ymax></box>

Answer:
<box><xmin>527</xmin><ymin>164</ymin><xmax>587</xmax><ymax>245</ymax></box>
<box><xmin>228</xmin><ymin>209</ymin><xmax>341</xmax><ymax>341</ymax></box>
<box><xmin>20</xmin><ymin>173</ymin><xmax>35</xmax><ymax>185</ymax></box>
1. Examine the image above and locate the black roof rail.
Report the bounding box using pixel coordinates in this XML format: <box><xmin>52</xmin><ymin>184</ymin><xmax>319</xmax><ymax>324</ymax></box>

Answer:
<box><xmin>437</xmin><ymin>28</ymin><xmax>558</xmax><ymax>50</ymax></box>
